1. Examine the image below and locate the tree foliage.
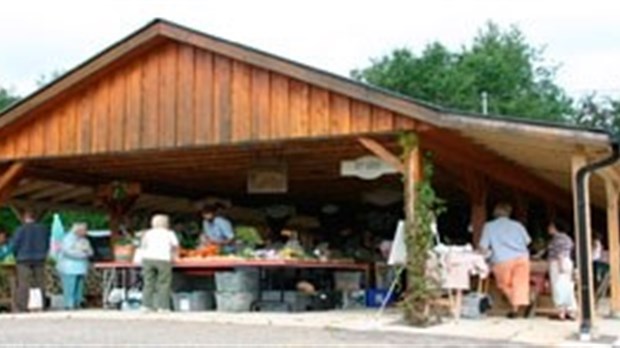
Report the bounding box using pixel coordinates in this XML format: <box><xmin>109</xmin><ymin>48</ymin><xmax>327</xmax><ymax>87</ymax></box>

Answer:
<box><xmin>572</xmin><ymin>94</ymin><xmax>620</xmax><ymax>135</ymax></box>
<box><xmin>352</xmin><ymin>22</ymin><xmax>573</xmax><ymax>122</ymax></box>
<box><xmin>0</xmin><ymin>86</ymin><xmax>19</xmax><ymax>112</ymax></box>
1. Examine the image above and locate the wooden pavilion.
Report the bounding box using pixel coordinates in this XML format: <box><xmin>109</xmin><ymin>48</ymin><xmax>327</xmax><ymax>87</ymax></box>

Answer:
<box><xmin>0</xmin><ymin>19</ymin><xmax>618</xmax><ymax>328</ymax></box>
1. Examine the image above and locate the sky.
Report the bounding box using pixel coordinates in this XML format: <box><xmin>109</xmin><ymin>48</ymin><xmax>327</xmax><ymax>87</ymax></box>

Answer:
<box><xmin>1</xmin><ymin>0</ymin><xmax>619</xmax><ymax>100</ymax></box>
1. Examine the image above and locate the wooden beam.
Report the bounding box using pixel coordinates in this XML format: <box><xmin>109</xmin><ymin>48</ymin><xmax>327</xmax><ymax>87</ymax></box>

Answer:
<box><xmin>0</xmin><ymin>162</ymin><xmax>27</xmax><ymax>205</ymax></box>
<box><xmin>605</xmin><ymin>178</ymin><xmax>620</xmax><ymax>315</ymax></box>
<box><xmin>572</xmin><ymin>153</ymin><xmax>596</xmax><ymax>327</ymax></box>
<box><xmin>358</xmin><ymin>137</ymin><xmax>405</xmax><ymax>174</ymax></box>
<box><xmin>424</xmin><ymin>128</ymin><xmax>572</xmax><ymax>211</ymax></box>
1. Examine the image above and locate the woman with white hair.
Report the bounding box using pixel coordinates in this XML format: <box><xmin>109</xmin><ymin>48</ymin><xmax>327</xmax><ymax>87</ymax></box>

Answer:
<box><xmin>140</xmin><ymin>214</ymin><xmax>179</xmax><ymax>312</ymax></box>
<box><xmin>57</xmin><ymin>222</ymin><xmax>93</xmax><ymax>309</ymax></box>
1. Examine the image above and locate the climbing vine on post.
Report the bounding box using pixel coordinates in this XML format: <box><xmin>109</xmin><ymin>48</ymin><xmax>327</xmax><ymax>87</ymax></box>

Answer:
<box><xmin>399</xmin><ymin>132</ymin><xmax>445</xmax><ymax>326</ymax></box>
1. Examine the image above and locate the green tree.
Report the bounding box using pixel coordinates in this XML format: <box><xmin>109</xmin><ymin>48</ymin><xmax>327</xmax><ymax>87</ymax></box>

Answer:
<box><xmin>572</xmin><ymin>94</ymin><xmax>620</xmax><ymax>135</ymax></box>
<box><xmin>352</xmin><ymin>22</ymin><xmax>573</xmax><ymax>122</ymax></box>
<box><xmin>0</xmin><ymin>86</ymin><xmax>19</xmax><ymax>112</ymax></box>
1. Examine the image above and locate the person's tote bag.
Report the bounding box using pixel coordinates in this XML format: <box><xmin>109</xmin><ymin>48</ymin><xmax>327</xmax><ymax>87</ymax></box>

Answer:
<box><xmin>27</xmin><ymin>288</ymin><xmax>44</xmax><ymax>311</ymax></box>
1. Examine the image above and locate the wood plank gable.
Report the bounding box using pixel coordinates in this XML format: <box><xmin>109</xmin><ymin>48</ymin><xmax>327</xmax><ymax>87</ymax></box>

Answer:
<box><xmin>0</xmin><ymin>40</ymin><xmax>416</xmax><ymax>161</ymax></box>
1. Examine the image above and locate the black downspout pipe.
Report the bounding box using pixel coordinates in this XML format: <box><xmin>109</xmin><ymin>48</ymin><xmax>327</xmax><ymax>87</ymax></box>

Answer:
<box><xmin>575</xmin><ymin>134</ymin><xmax>620</xmax><ymax>339</ymax></box>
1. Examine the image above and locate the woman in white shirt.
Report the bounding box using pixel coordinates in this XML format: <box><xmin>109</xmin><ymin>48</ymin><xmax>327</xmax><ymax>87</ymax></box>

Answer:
<box><xmin>140</xmin><ymin>214</ymin><xmax>179</xmax><ymax>312</ymax></box>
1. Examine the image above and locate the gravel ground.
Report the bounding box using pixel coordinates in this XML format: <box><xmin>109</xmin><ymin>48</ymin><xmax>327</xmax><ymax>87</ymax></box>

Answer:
<box><xmin>0</xmin><ymin>317</ymin><xmax>532</xmax><ymax>347</ymax></box>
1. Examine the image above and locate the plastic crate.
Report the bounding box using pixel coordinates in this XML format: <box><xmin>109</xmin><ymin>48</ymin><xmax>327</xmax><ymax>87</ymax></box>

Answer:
<box><xmin>334</xmin><ymin>272</ymin><xmax>362</xmax><ymax>291</ymax></box>
<box><xmin>215</xmin><ymin>291</ymin><xmax>257</xmax><ymax>312</ymax></box>
<box><xmin>215</xmin><ymin>269</ymin><xmax>259</xmax><ymax>292</ymax></box>
<box><xmin>365</xmin><ymin>288</ymin><xmax>395</xmax><ymax>308</ymax></box>
<box><xmin>172</xmin><ymin>291</ymin><xmax>214</xmax><ymax>312</ymax></box>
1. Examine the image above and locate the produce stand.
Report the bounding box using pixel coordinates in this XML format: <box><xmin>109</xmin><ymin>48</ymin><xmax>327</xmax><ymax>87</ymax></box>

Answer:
<box><xmin>94</xmin><ymin>259</ymin><xmax>370</xmax><ymax>310</ymax></box>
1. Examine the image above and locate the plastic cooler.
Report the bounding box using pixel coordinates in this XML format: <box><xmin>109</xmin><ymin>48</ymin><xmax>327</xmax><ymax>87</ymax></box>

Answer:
<box><xmin>365</xmin><ymin>288</ymin><xmax>396</xmax><ymax>308</ymax></box>
<box><xmin>172</xmin><ymin>291</ymin><xmax>214</xmax><ymax>312</ymax></box>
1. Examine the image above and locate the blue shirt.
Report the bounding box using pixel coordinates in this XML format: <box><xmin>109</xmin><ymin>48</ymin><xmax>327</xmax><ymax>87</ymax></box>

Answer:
<box><xmin>0</xmin><ymin>244</ymin><xmax>11</xmax><ymax>261</ymax></box>
<box><xmin>203</xmin><ymin>217</ymin><xmax>234</xmax><ymax>243</ymax></box>
<box><xmin>479</xmin><ymin>217</ymin><xmax>531</xmax><ymax>264</ymax></box>
<box><xmin>56</xmin><ymin>232</ymin><xmax>93</xmax><ymax>275</ymax></box>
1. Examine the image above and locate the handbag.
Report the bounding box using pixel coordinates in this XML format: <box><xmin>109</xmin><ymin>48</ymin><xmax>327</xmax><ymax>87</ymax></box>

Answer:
<box><xmin>27</xmin><ymin>288</ymin><xmax>43</xmax><ymax>311</ymax></box>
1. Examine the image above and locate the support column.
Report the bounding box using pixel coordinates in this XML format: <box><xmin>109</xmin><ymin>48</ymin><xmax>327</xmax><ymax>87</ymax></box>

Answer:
<box><xmin>465</xmin><ymin>171</ymin><xmax>487</xmax><ymax>246</ymax></box>
<box><xmin>572</xmin><ymin>153</ymin><xmax>596</xmax><ymax>335</ymax></box>
<box><xmin>0</xmin><ymin>162</ymin><xmax>26</xmax><ymax>205</ymax></box>
<box><xmin>605</xmin><ymin>178</ymin><xmax>620</xmax><ymax>316</ymax></box>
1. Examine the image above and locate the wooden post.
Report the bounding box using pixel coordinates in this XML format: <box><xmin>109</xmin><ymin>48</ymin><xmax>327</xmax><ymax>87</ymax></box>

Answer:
<box><xmin>0</xmin><ymin>162</ymin><xmax>26</xmax><ymax>205</ymax></box>
<box><xmin>572</xmin><ymin>153</ymin><xmax>596</xmax><ymax>330</ymax></box>
<box><xmin>466</xmin><ymin>171</ymin><xmax>487</xmax><ymax>246</ymax></box>
<box><xmin>604</xmin><ymin>177</ymin><xmax>620</xmax><ymax>316</ymax></box>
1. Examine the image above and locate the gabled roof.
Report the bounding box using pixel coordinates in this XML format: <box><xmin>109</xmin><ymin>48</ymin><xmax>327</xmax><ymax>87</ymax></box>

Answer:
<box><xmin>0</xmin><ymin>19</ymin><xmax>611</xmax><ymax>147</ymax></box>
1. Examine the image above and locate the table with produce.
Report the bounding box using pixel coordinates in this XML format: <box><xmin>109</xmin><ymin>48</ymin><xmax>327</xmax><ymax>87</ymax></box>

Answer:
<box><xmin>96</xmin><ymin>226</ymin><xmax>372</xmax><ymax>312</ymax></box>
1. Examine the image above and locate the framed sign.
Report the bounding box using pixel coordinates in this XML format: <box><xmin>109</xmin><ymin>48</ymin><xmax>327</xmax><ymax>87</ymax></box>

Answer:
<box><xmin>340</xmin><ymin>156</ymin><xmax>397</xmax><ymax>180</ymax></box>
<box><xmin>247</xmin><ymin>164</ymin><xmax>288</xmax><ymax>194</ymax></box>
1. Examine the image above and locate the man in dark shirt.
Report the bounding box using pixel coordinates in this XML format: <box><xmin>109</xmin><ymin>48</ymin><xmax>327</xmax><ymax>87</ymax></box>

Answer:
<box><xmin>10</xmin><ymin>210</ymin><xmax>50</xmax><ymax>312</ymax></box>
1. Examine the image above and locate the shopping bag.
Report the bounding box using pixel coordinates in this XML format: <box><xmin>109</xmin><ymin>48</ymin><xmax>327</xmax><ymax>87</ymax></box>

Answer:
<box><xmin>27</xmin><ymin>288</ymin><xmax>43</xmax><ymax>311</ymax></box>
<box><xmin>133</xmin><ymin>248</ymin><xmax>144</xmax><ymax>265</ymax></box>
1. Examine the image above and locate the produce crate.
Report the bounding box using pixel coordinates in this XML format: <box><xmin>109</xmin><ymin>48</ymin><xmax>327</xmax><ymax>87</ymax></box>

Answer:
<box><xmin>172</xmin><ymin>291</ymin><xmax>214</xmax><ymax>312</ymax></box>
<box><xmin>334</xmin><ymin>271</ymin><xmax>361</xmax><ymax>291</ymax></box>
<box><xmin>215</xmin><ymin>291</ymin><xmax>257</xmax><ymax>312</ymax></box>
<box><xmin>260</xmin><ymin>291</ymin><xmax>313</xmax><ymax>312</ymax></box>
<box><xmin>365</xmin><ymin>288</ymin><xmax>396</xmax><ymax>308</ymax></box>
<box><xmin>215</xmin><ymin>269</ymin><xmax>259</xmax><ymax>292</ymax></box>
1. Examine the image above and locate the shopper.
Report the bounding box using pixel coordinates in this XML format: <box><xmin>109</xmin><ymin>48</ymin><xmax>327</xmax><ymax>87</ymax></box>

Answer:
<box><xmin>479</xmin><ymin>202</ymin><xmax>532</xmax><ymax>318</ymax></box>
<box><xmin>10</xmin><ymin>210</ymin><xmax>50</xmax><ymax>312</ymax></box>
<box><xmin>201</xmin><ymin>204</ymin><xmax>235</xmax><ymax>252</ymax></box>
<box><xmin>546</xmin><ymin>219</ymin><xmax>576</xmax><ymax>320</ymax></box>
<box><xmin>140</xmin><ymin>214</ymin><xmax>179</xmax><ymax>312</ymax></box>
<box><xmin>57</xmin><ymin>223</ymin><xmax>93</xmax><ymax>309</ymax></box>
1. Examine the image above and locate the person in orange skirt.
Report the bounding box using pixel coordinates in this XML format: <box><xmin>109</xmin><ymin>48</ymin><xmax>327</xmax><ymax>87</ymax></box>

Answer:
<box><xmin>479</xmin><ymin>202</ymin><xmax>532</xmax><ymax>319</ymax></box>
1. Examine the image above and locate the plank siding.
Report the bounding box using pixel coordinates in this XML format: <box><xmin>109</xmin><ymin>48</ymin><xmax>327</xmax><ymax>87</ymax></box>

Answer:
<box><xmin>270</xmin><ymin>73</ymin><xmax>289</xmax><ymax>139</ymax></box>
<box><xmin>108</xmin><ymin>72</ymin><xmax>126</xmax><ymax>152</ymax></box>
<box><xmin>289</xmin><ymin>80</ymin><xmax>310</xmax><ymax>138</ymax></box>
<box><xmin>309</xmin><ymin>86</ymin><xmax>330</xmax><ymax>137</ymax></box>
<box><xmin>231</xmin><ymin>61</ymin><xmax>251</xmax><ymax>142</ymax></box>
<box><xmin>252</xmin><ymin>68</ymin><xmax>270</xmax><ymax>141</ymax></box>
<box><xmin>329</xmin><ymin>93</ymin><xmax>351</xmax><ymax>136</ymax></box>
<box><xmin>125</xmin><ymin>62</ymin><xmax>143</xmax><ymax>151</ymax></box>
<box><xmin>194</xmin><ymin>50</ymin><xmax>214</xmax><ymax>145</ymax></box>
<box><xmin>176</xmin><ymin>44</ymin><xmax>195</xmax><ymax>146</ymax></box>
<box><xmin>351</xmin><ymin>100</ymin><xmax>371</xmax><ymax>133</ymax></box>
<box><xmin>0</xmin><ymin>41</ymin><xmax>413</xmax><ymax>161</ymax></box>
<box><xmin>158</xmin><ymin>42</ymin><xmax>178</xmax><ymax>148</ymax></box>
<box><xmin>78</xmin><ymin>89</ymin><xmax>94</xmax><ymax>154</ymax></box>
<box><xmin>141</xmin><ymin>51</ymin><xmax>160</xmax><ymax>149</ymax></box>
<box><xmin>214</xmin><ymin>55</ymin><xmax>232</xmax><ymax>143</ymax></box>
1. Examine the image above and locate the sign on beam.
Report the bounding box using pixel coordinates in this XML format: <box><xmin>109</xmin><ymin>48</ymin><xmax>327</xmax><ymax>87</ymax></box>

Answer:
<box><xmin>340</xmin><ymin>156</ymin><xmax>398</xmax><ymax>180</ymax></box>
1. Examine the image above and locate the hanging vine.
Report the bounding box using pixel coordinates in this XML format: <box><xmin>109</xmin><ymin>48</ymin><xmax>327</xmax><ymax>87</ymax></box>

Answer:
<box><xmin>399</xmin><ymin>132</ymin><xmax>446</xmax><ymax>326</ymax></box>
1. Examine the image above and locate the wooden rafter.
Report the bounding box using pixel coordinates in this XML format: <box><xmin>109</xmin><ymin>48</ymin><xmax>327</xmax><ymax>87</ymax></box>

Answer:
<box><xmin>358</xmin><ymin>137</ymin><xmax>404</xmax><ymax>174</ymax></box>
<box><xmin>0</xmin><ymin>162</ymin><xmax>27</xmax><ymax>205</ymax></box>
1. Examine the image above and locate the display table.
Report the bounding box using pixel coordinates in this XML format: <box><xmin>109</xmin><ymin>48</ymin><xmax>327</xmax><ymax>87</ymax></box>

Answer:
<box><xmin>94</xmin><ymin>259</ymin><xmax>370</xmax><ymax>309</ymax></box>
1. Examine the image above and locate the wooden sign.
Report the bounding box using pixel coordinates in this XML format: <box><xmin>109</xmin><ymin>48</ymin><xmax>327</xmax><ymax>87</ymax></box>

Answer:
<box><xmin>247</xmin><ymin>164</ymin><xmax>288</xmax><ymax>194</ymax></box>
<box><xmin>340</xmin><ymin>156</ymin><xmax>398</xmax><ymax>180</ymax></box>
